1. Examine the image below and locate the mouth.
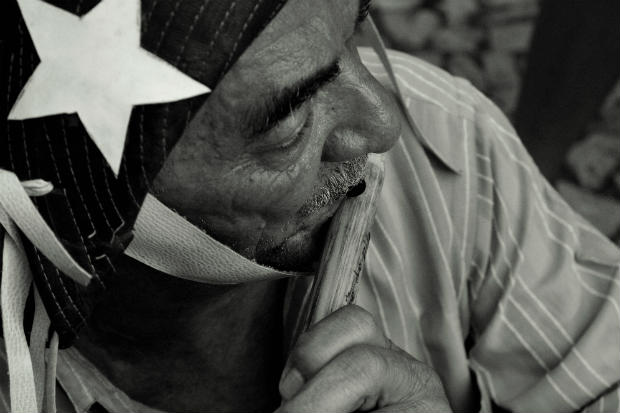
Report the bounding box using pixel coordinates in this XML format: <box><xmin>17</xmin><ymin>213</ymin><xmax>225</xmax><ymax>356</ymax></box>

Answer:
<box><xmin>298</xmin><ymin>155</ymin><xmax>368</xmax><ymax>218</ymax></box>
<box><xmin>292</xmin><ymin>156</ymin><xmax>370</xmax><ymax>267</ymax></box>
<box><xmin>301</xmin><ymin>177</ymin><xmax>368</xmax><ymax>272</ymax></box>
<box><xmin>254</xmin><ymin>156</ymin><xmax>370</xmax><ymax>271</ymax></box>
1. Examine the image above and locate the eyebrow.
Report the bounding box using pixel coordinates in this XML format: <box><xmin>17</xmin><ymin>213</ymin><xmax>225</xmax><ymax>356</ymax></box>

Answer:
<box><xmin>245</xmin><ymin>0</ymin><xmax>371</xmax><ymax>138</ymax></box>
<box><xmin>245</xmin><ymin>59</ymin><xmax>341</xmax><ymax>138</ymax></box>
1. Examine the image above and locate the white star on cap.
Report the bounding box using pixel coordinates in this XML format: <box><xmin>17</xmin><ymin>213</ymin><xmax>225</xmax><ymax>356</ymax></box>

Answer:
<box><xmin>8</xmin><ymin>0</ymin><xmax>211</xmax><ymax>175</ymax></box>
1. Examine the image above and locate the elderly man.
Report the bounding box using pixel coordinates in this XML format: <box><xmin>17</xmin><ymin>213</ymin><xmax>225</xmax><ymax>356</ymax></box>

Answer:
<box><xmin>0</xmin><ymin>0</ymin><xmax>618</xmax><ymax>412</ymax></box>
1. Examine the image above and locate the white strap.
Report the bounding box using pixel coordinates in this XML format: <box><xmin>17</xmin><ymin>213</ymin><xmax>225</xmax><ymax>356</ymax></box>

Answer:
<box><xmin>122</xmin><ymin>19</ymin><xmax>399</xmax><ymax>286</ymax></box>
<box><xmin>0</xmin><ymin>170</ymin><xmax>92</xmax><ymax>286</ymax></box>
<box><xmin>45</xmin><ymin>333</ymin><xmax>59</xmax><ymax>413</ymax></box>
<box><xmin>1</xmin><ymin>231</ymin><xmax>38</xmax><ymax>413</ymax></box>
<box><xmin>125</xmin><ymin>194</ymin><xmax>308</xmax><ymax>284</ymax></box>
<box><xmin>0</xmin><ymin>169</ymin><xmax>93</xmax><ymax>412</ymax></box>
<box><xmin>29</xmin><ymin>290</ymin><xmax>51</xmax><ymax>412</ymax></box>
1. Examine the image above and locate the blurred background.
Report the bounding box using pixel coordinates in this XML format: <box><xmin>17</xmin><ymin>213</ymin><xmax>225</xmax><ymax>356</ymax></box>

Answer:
<box><xmin>371</xmin><ymin>0</ymin><xmax>620</xmax><ymax>245</ymax></box>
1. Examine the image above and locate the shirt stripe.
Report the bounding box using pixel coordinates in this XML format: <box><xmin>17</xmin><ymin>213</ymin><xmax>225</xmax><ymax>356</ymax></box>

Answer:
<box><xmin>356</xmin><ymin>47</ymin><xmax>620</xmax><ymax>413</ymax></box>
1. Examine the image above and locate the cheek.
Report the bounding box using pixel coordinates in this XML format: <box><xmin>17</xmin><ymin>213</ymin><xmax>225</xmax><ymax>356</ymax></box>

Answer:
<box><xmin>225</xmin><ymin>105</ymin><xmax>334</xmax><ymax>221</ymax></box>
<box><xmin>153</xmin><ymin>96</ymin><xmax>332</xmax><ymax>256</ymax></box>
<box><xmin>232</xmin><ymin>143</ymin><xmax>323</xmax><ymax>220</ymax></box>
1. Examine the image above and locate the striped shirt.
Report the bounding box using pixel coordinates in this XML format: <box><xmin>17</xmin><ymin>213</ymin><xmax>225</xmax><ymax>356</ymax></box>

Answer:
<box><xmin>1</xmin><ymin>48</ymin><xmax>618</xmax><ymax>413</ymax></box>
<box><xmin>352</xmin><ymin>47</ymin><xmax>620</xmax><ymax>412</ymax></box>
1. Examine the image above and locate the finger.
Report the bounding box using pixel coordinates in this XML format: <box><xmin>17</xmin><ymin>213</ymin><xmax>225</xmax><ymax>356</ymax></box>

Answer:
<box><xmin>280</xmin><ymin>305</ymin><xmax>388</xmax><ymax>400</ymax></box>
<box><xmin>277</xmin><ymin>344</ymin><xmax>451</xmax><ymax>413</ymax></box>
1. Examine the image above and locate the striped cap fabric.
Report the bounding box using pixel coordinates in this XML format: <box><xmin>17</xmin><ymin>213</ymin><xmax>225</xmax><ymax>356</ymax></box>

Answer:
<box><xmin>1</xmin><ymin>0</ymin><xmax>288</xmax><ymax>347</ymax></box>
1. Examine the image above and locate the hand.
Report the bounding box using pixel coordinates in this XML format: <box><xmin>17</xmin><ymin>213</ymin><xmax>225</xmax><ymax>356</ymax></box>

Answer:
<box><xmin>277</xmin><ymin>305</ymin><xmax>453</xmax><ymax>412</ymax></box>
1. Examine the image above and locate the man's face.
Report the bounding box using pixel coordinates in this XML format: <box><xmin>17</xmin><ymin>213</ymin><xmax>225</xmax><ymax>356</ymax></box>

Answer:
<box><xmin>152</xmin><ymin>0</ymin><xmax>401</xmax><ymax>271</ymax></box>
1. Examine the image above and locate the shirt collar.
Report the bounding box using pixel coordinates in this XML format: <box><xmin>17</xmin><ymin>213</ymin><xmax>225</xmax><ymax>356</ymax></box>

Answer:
<box><xmin>363</xmin><ymin>18</ymin><xmax>464</xmax><ymax>174</ymax></box>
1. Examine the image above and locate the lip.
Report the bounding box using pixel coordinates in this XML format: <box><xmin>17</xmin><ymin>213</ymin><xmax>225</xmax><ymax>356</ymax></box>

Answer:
<box><xmin>288</xmin><ymin>165</ymin><xmax>366</xmax><ymax>243</ymax></box>
<box><xmin>297</xmin><ymin>193</ymin><xmax>346</xmax><ymax>235</ymax></box>
<box><xmin>267</xmin><ymin>157</ymin><xmax>369</xmax><ymax>268</ymax></box>
<box><xmin>300</xmin><ymin>157</ymin><xmax>368</xmax><ymax>225</ymax></box>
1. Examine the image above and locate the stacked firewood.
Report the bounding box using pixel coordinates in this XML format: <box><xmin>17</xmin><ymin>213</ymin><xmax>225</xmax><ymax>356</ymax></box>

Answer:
<box><xmin>559</xmin><ymin>83</ymin><xmax>620</xmax><ymax>242</ymax></box>
<box><xmin>373</xmin><ymin>0</ymin><xmax>538</xmax><ymax>117</ymax></box>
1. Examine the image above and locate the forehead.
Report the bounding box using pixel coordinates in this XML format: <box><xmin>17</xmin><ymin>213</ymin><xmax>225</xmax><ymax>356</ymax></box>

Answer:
<box><xmin>222</xmin><ymin>0</ymin><xmax>359</xmax><ymax>93</ymax></box>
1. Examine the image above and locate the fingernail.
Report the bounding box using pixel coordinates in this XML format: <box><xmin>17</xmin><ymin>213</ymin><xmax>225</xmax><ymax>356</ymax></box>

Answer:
<box><xmin>279</xmin><ymin>367</ymin><xmax>305</xmax><ymax>400</ymax></box>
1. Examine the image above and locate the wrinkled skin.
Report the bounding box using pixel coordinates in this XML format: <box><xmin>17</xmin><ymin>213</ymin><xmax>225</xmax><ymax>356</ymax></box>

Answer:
<box><xmin>278</xmin><ymin>305</ymin><xmax>452</xmax><ymax>413</ymax></box>
<box><xmin>75</xmin><ymin>0</ymin><xmax>451</xmax><ymax>412</ymax></box>
<box><xmin>152</xmin><ymin>0</ymin><xmax>400</xmax><ymax>271</ymax></box>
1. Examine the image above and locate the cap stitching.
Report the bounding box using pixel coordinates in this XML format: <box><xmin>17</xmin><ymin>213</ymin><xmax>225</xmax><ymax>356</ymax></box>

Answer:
<box><xmin>17</xmin><ymin>23</ymin><xmax>32</xmax><ymax>179</ymax></box>
<box><xmin>60</xmin><ymin>117</ymin><xmax>103</xmax><ymax>236</ymax></box>
<box><xmin>100</xmin><ymin>161</ymin><xmax>126</xmax><ymax>224</ymax></box>
<box><xmin>100</xmin><ymin>254</ymin><xmax>117</xmax><ymax>274</ymax></box>
<box><xmin>183</xmin><ymin>105</ymin><xmax>193</xmax><ymax>129</ymax></box>
<box><xmin>32</xmin><ymin>248</ymin><xmax>76</xmax><ymax>334</ymax></box>
<box><xmin>174</xmin><ymin>0</ymin><xmax>211</xmax><ymax>66</ymax></box>
<box><xmin>121</xmin><ymin>159</ymin><xmax>142</xmax><ymax>208</ymax></box>
<box><xmin>152</xmin><ymin>0</ymin><xmax>213</xmax><ymax>175</ymax></box>
<box><xmin>81</xmin><ymin>130</ymin><xmax>114</xmax><ymax>231</ymax></box>
<box><xmin>54</xmin><ymin>267</ymin><xmax>87</xmax><ymax>324</ymax></box>
<box><xmin>20</xmin><ymin>125</ymin><xmax>31</xmax><ymax>179</ymax></box>
<box><xmin>151</xmin><ymin>0</ymin><xmax>187</xmax><ymax>172</ymax></box>
<box><xmin>42</xmin><ymin>122</ymin><xmax>97</xmax><ymax>276</ymax></box>
<box><xmin>267</xmin><ymin>0</ymin><xmax>287</xmax><ymax>21</ymax></box>
<box><xmin>154</xmin><ymin>0</ymin><xmax>186</xmax><ymax>53</ymax></box>
<box><xmin>6</xmin><ymin>53</ymin><xmax>16</xmax><ymax>171</ymax></box>
<box><xmin>222</xmin><ymin>0</ymin><xmax>264</xmax><ymax>73</ymax></box>
<box><xmin>145</xmin><ymin>0</ymin><xmax>162</xmax><ymax>31</ymax></box>
<box><xmin>203</xmin><ymin>1</ymin><xmax>237</xmax><ymax>62</ymax></box>
<box><xmin>137</xmin><ymin>108</ymin><xmax>153</xmax><ymax>192</ymax></box>
<box><xmin>160</xmin><ymin>105</ymin><xmax>170</xmax><ymax>166</ymax></box>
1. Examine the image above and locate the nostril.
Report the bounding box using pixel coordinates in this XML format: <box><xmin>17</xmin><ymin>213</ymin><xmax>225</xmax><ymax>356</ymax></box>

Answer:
<box><xmin>346</xmin><ymin>179</ymin><xmax>366</xmax><ymax>197</ymax></box>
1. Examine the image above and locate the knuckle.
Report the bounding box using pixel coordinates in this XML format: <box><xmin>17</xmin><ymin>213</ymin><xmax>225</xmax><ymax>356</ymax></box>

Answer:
<box><xmin>340</xmin><ymin>344</ymin><xmax>387</xmax><ymax>381</ymax></box>
<box><xmin>342</xmin><ymin>305</ymin><xmax>380</xmax><ymax>339</ymax></box>
<box><xmin>409</xmin><ymin>361</ymin><xmax>445</xmax><ymax>396</ymax></box>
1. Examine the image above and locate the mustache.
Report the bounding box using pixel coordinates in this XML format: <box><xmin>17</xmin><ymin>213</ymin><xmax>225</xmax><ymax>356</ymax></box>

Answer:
<box><xmin>298</xmin><ymin>155</ymin><xmax>368</xmax><ymax>217</ymax></box>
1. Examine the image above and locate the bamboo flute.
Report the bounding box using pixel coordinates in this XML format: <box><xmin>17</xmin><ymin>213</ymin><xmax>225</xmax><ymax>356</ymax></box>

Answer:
<box><xmin>299</xmin><ymin>153</ymin><xmax>386</xmax><ymax>333</ymax></box>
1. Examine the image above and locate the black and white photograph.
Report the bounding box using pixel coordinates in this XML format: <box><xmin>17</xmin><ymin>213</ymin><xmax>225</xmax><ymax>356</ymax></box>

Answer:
<box><xmin>1</xmin><ymin>0</ymin><xmax>619</xmax><ymax>411</ymax></box>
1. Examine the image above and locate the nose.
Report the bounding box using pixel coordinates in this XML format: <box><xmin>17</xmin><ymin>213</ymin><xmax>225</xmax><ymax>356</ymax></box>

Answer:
<box><xmin>321</xmin><ymin>47</ymin><xmax>401</xmax><ymax>162</ymax></box>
